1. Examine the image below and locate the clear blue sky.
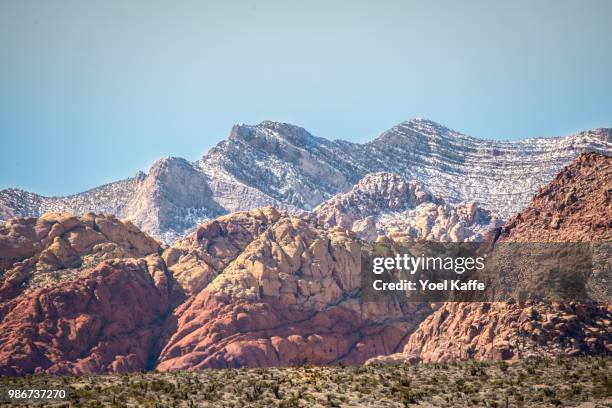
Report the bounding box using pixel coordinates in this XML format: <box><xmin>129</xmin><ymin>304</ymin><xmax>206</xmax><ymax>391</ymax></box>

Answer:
<box><xmin>1</xmin><ymin>0</ymin><xmax>611</xmax><ymax>196</ymax></box>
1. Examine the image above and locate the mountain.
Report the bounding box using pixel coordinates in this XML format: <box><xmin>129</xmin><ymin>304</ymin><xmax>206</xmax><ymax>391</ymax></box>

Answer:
<box><xmin>0</xmin><ymin>213</ymin><xmax>178</xmax><ymax>375</ymax></box>
<box><xmin>0</xmin><ymin>259</ymin><xmax>178</xmax><ymax>375</ymax></box>
<box><xmin>0</xmin><ymin>208</ymin><xmax>432</xmax><ymax>374</ymax></box>
<box><xmin>0</xmin><ymin>212</ymin><xmax>161</xmax><ymax>301</ymax></box>
<box><xmin>1</xmin><ymin>154</ymin><xmax>610</xmax><ymax>375</ymax></box>
<box><xmin>497</xmin><ymin>152</ymin><xmax>612</xmax><ymax>242</ymax></box>
<box><xmin>156</xmin><ymin>208</ymin><xmax>431</xmax><ymax>370</ymax></box>
<box><xmin>2</xmin><ymin>119</ymin><xmax>611</xmax><ymax>242</ymax></box>
<box><xmin>313</xmin><ymin>172</ymin><xmax>501</xmax><ymax>242</ymax></box>
<box><xmin>369</xmin><ymin>301</ymin><xmax>611</xmax><ymax>364</ymax></box>
<box><xmin>367</xmin><ymin>153</ymin><xmax>612</xmax><ymax>365</ymax></box>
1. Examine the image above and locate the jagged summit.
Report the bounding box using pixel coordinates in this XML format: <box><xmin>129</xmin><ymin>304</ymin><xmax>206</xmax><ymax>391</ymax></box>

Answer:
<box><xmin>314</xmin><ymin>172</ymin><xmax>499</xmax><ymax>242</ymax></box>
<box><xmin>147</xmin><ymin>156</ymin><xmax>196</xmax><ymax>179</ymax></box>
<box><xmin>374</xmin><ymin>118</ymin><xmax>474</xmax><ymax>145</ymax></box>
<box><xmin>499</xmin><ymin>152</ymin><xmax>612</xmax><ymax>242</ymax></box>
<box><xmin>367</xmin><ymin>152</ymin><xmax>612</xmax><ymax>366</ymax></box>
<box><xmin>228</xmin><ymin>120</ymin><xmax>329</xmax><ymax>150</ymax></box>
<box><xmin>2</xmin><ymin>120</ymin><xmax>611</xmax><ymax>242</ymax></box>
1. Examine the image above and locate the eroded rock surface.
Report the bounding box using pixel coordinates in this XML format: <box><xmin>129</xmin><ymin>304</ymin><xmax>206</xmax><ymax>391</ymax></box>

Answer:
<box><xmin>314</xmin><ymin>172</ymin><xmax>500</xmax><ymax>242</ymax></box>
<box><xmin>498</xmin><ymin>152</ymin><xmax>611</xmax><ymax>243</ymax></box>
<box><xmin>157</xmin><ymin>213</ymin><xmax>430</xmax><ymax>370</ymax></box>
<box><xmin>370</xmin><ymin>302</ymin><xmax>611</xmax><ymax>365</ymax></box>
<box><xmin>367</xmin><ymin>153</ymin><xmax>612</xmax><ymax>365</ymax></box>
<box><xmin>162</xmin><ymin>207</ymin><xmax>282</xmax><ymax>295</ymax></box>
<box><xmin>0</xmin><ymin>258</ymin><xmax>176</xmax><ymax>375</ymax></box>
<box><xmin>0</xmin><ymin>213</ymin><xmax>160</xmax><ymax>300</ymax></box>
<box><xmin>1</xmin><ymin>153</ymin><xmax>609</xmax><ymax>375</ymax></box>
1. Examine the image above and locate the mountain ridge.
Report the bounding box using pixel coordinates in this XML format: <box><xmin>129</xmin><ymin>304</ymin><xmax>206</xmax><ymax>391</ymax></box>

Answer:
<box><xmin>2</xmin><ymin>118</ymin><xmax>611</xmax><ymax>242</ymax></box>
<box><xmin>1</xmin><ymin>153</ymin><xmax>609</xmax><ymax>375</ymax></box>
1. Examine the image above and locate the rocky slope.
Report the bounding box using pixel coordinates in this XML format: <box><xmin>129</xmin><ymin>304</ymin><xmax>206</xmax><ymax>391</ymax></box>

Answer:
<box><xmin>313</xmin><ymin>172</ymin><xmax>501</xmax><ymax>242</ymax></box>
<box><xmin>367</xmin><ymin>153</ymin><xmax>612</xmax><ymax>365</ymax></box>
<box><xmin>370</xmin><ymin>301</ymin><xmax>611</xmax><ymax>365</ymax></box>
<box><xmin>156</xmin><ymin>208</ymin><xmax>431</xmax><ymax>370</ymax></box>
<box><xmin>0</xmin><ymin>208</ymin><xmax>432</xmax><ymax>374</ymax></box>
<box><xmin>0</xmin><ymin>212</ymin><xmax>161</xmax><ymax>301</ymax></box>
<box><xmin>0</xmin><ymin>213</ymin><xmax>179</xmax><ymax>376</ymax></box>
<box><xmin>198</xmin><ymin>120</ymin><xmax>612</xmax><ymax>219</ymax></box>
<box><xmin>163</xmin><ymin>207</ymin><xmax>284</xmax><ymax>296</ymax></box>
<box><xmin>2</xmin><ymin>119</ymin><xmax>610</xmax><ymax>242</ymax></box>
<box><xmin>0</xmin><ymin>258</ymin><xmax>178</xmax><ymax>376</ymax></box>
<box><xmin>0</xmin><ymin>153</ymin><xmax>610</xmax><ymax>375</ymax></box>
<box><xmin>497</xmin><ymin>152</ymin><xmax>612</xmax><ymax>243</ymax></box>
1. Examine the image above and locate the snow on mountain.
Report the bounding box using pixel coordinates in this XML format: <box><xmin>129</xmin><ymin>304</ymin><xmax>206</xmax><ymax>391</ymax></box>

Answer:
<box><xmin>1</xmin><ymin>119</ymin><xmax>610</xmax><ymax>242</ymax></box>
<box><xmin>313</xmin><ymin>172</ymin><xmax>501</xmax><ymax>242</ymax></box>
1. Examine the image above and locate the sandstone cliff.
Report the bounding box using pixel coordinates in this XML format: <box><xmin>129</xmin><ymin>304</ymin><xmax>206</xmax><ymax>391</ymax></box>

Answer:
<box><xmin>0</xmin><ymin>212</ymin><xmax>160</xmax><ymax>301</ymax></box>
<box><xmin>0</xmin><ymin>258</ymin><xmax>177</xmax><ymax>375</ymax></box>
<box><xmin>156</xmin><ymin>210</ymin><xmax>431</xmax><ymax>370</ymax></box>
<box><xmin>0</xmin><ymin>208</ymin><xmax>432</xmax><ymax>374</ymax></box>
<box><xmin>367</xmin><ymin>153</ymin><xmax>612</xmax><ymax>365</ymax></box>
<box><xmin>498</xmin><ymin>152</ymin><xmax>611</xmax><ymax>242</ymax></box>
<box><xmin>1</xmin><ymin>153</ymin><xmax>609</xmax><ymax>375</ymax></box>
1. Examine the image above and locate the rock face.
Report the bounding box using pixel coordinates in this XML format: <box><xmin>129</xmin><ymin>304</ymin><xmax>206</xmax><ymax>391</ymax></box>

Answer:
<box><xmin>0</xmin><ymin>208</ymin><xmax>431</xmax><ymax>374</ymax></box>
<box><xmin>163</xmin><ymin>207</ymin><xmax>283</xmax><ymax>295</ymax></box>
<box><xmin>498</xmin><ymin>152</ymin><xmax>612</xmax><ymax>242</ymax></box>
<box><xmin>0</xmin><ymin>213</ymin><xmax>175</xmax><ymax>376</ymax></box>
<box><xmin>121</xmin><ymin>157</ymin><xmax>225</xmax><ymax>243</ymax></box>
<box><xmin>0</xmin><ymin>153</ymin><xmax>610</xmax><ymax>375</ymax></box>
<box><xmin>367</xmin><ymin>153</ymin><xmax>612</xmax><ymax>365</ymax></box>
<box><xmin>0</xmin><ymin>258</ymin><xmax>177</xmax><ymax>376</ymax></box>
<box><xmin>156</xmin><ymin>211</ymin><xmax>431</xmax><ymax>370</ymax></box>
<box><xmin>2</xmin><ymin>119</ymin><xmax>610</xmax><ymax>242</ymax></box>
<box><xmin>314</xmin><ymin>172</ymin><xmax>500</xmax><ymax>242</ymax></box>
<box><xmin>0</xmin><ymin>212</ymin><xmax>161</xmax><ymax>301</ymax></box>
<box><xmin>371</xmin><ymin>302</ymin><xmax>611</xmax><ymax>364</ymax></box>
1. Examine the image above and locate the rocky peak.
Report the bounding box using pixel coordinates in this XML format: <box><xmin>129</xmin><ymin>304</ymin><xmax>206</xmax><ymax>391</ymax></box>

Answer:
<box><xmin>373</xmin><ymin>118</ymin><xmax>474</xmax><ymax>148</ymax></box>
<box><xmin>156</xmin><ymin>210</ymin><xmax>430</xmax><ymax>371</ymax></box>
<box><xmin>498</xmin><ymin>152</ymin><xmax>611</xmax><ymax>242</ymax></box>
<box><xmin>367</xmin><ymin>154</ymin><xmax>612</xmax><ymax>366</ymax></box>
<box><xmin>147</xmin><ymin>156</ymin><xmax>192</xmax><ymax>178</ymax></box>
<box><xmin>122</xmin><ymin>157</ymin><xmax>225</xmax><ymax>242</ymax></box>
<box><xmin>201</xmin><ymin>121</ymin><xmax>357</xmax><ymax>211</ymax></box>
<box><xmin>228</xmin><ymin>121</ymin><xmax>324</xmax><ymax>150</ymax></box>
<box><xmin>314</xmin><ymin>172</ymin><xmax>499</xmax><ymax>242</ymax></box>
<box><xmin>348</xmin><ymin>172</ymin><xmax>436</xmax><ymax>205</ymax></box>
<box><xmin>313</xmin><ymin>172</ymin><xmax>436</xmax><ymax>229</ymax></box>
<box><xmin>3</xmin><ymin>121</ymin><xmax>611</xmax><ymax>242</ymax></box>
<box><xmin>162</xmin><ymin>207</ymin><xmax>283</xmax><ymax>295</ymax></box>
<box><xmin>0</xmin><ymin>212</ymin><xmax>161</xmax><ymax>300</ymax></box>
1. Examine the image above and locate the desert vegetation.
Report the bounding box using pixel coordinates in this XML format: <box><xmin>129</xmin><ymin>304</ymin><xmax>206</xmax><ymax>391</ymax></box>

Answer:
<box><xmin>1</xmin><ymin>356</ymin><xmax>610</xmax><ymax>407</ymax></box>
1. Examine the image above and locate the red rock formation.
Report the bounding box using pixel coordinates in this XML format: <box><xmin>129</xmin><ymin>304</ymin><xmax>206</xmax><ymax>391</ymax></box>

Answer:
<box><xmin>157</xmin><ymin>213</ymin><xmax>430</xmax><ymax>370</ymax></box>
<box><xmin>498</xmin><ymin>152</ymin><xmax>611</xmax><ymax>242</ymax></box>
<box><xmin>1</xmin><ymin>152</ymin><xmax>609</xmax><ymax>374</ymax></box>
<box><xmin>368</xmin><ymin>153</ymin><xmax>612</xmax><ymax>365</ymax></box>
<box><xmin>157</xmin><ymin>294</ymin><xmax>419</xmax><ymax>370</ymax></box>
<box><xmin>0</xmin><ymin>212</ymin><xmax>161</xmax><ymax>301</ymax></box>
<box><xmin>0</xmin><ymin>208</ymin><xmax>431</xmax><ymax>374</ymax></box>
<box><xmin>393</xmin><ymin>302</ymin><xmax>611</xmax><ymax>364</ymax></box>
<box><xmin>162</xmin><ymin>207</ymin><xmax>282</xmax><ymax>295</ymax></box>
<box><xmin>0</xmin><ymin>258</ymin><xmax>176</xmax><ymax>375</ymax></box>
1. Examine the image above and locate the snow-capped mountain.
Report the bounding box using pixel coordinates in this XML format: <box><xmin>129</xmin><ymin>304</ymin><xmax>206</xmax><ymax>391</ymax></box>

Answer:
<box><xmin>1</xmin><ymin>119</ymin><xmax>610</xmax><ymax>242</ymax></box>
<box><xmin>313</xmin><ymin>172</ymin><xmax>501</xmax><ymax>242</ymax></box>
